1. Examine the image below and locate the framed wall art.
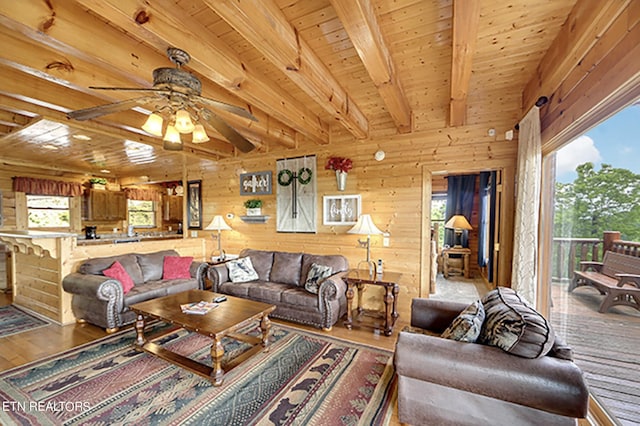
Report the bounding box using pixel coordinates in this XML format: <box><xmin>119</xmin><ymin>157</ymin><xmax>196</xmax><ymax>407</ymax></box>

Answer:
<box><xmin>323</xmin><ymin>194</ymin><xmax>361</xmax><ymax>225</ymax></box>
<box><xmin>240</xmin><ymin>171</ymin><xmax>272</xmax><ymax>195</ymax></box>
<box><xmin>187</xmin><ymin>180</ymin><xmax>202</xmax><ymax>229</ymax></box>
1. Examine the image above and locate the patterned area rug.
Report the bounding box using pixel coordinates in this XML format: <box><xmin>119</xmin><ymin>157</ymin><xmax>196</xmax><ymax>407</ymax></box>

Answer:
<box><xmin>0</xmin><ymin>305</ymin><xmax>49</xmax><ymax>338</ymax></box>
<box><xmin>0</xmin><ymin>323</ymin><xmax>396</xmax><ymax>425</ymax></box>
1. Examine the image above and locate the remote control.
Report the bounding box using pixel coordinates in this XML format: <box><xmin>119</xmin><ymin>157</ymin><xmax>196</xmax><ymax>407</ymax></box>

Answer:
<box><xmin>214</xmin><ymin>296</ymin><xmax>227</xmax><ymax>303</ymax></box>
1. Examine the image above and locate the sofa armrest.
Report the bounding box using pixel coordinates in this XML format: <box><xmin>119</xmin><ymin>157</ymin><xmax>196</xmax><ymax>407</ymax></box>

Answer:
<box><xmin>411</xmin><ymin>298</ymin><xmax>469</xmax><ymax>333</ymax></box>
<box><xmin>394</xmin><ymin>332</ymin><xmax>588</xmax><ymax>418</ymax></box>
<box><xmin>319</xmin><ymin>270</ymin><xmax>348</xmax><ymax>302</ymax></box>
<box><xmin>62</xmin><ymin>273</ymin><xmax>124</xmax><ymax>312</ymax></box>
<box><xmin>190</xmin><ymin>261</ymin><xmax>209</xmax><ymax>290</ymax></box>
<box><xmin>208</xmin><ymin>263</ymin><xmax>230</xmax><ymax>291</ymax></box>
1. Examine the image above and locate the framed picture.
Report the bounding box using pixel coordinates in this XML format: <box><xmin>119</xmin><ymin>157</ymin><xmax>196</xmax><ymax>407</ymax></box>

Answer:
<box><xmin>240</xmin><ymin>171</ymin><xmax>272</xmax><ymax>195</ymax></box>
<box><xmin>187</xmin><ymin>180</ymin><xmax>202</xmax><ymax>229</ymax></box>
<box><xmin>323</xmin><ymin>195</ymin><xmax>361</xmax><ymax>225</ymax></box>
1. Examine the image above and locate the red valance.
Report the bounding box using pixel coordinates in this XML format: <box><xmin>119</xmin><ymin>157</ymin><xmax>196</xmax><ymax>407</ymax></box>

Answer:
<box><xmin>124</xmin><ymin>188</ymin><xmax>162</xmax><ymax>202</ymax></box>
<box><xmin>13</xmin><ymin>177</ymin><xmax>83</xmax><ymax>197</ymax></box>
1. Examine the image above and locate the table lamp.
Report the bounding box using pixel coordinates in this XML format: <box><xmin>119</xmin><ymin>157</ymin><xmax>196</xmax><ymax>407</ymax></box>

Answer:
<box><xmin>205</xmin><ymin>215</ymin><xmax>232</xmax><ymax>261</ymax></box>
<box><xmin>444</xmin><ymin>214</ymin><xmax>472</xmax><ymax>248</ymax></box>
<box><xmin>348</xmin><ymin>214</ymin><xmax>384</xmax><ymax>276</ymax></box>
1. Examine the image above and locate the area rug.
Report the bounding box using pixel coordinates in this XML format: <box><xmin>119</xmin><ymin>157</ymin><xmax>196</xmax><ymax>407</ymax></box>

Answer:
<box><xmin>0</xmin><ymin>323</ymin><xmax>396</xmax><ymax>425</ymax></box>
<box><xmin>0</xmin><ymin>305</ymin><xmax>49</xmax><ymax>338</ymax></box>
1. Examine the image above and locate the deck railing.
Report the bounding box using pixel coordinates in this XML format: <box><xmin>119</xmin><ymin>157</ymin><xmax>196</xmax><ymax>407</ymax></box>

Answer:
<box><xmin>552</xmin><ymin>231</ymin><xmax>640</xmax><ymax>280</ymax></box>
<box><xmin>552</xmin><ymin>238</ymin><xmax>601</xmax><ymax>281</ymax></box>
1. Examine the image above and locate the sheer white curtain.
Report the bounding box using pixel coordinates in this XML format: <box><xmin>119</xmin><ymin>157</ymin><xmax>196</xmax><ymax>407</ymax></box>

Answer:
<box><xmin>512</xmin><ymin>106</ymin><xmax>542</xmax><ymax>305</ymax></box>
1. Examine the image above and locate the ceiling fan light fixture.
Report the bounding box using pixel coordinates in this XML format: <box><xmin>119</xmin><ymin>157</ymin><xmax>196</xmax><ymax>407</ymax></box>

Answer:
<box><xmin>192</xmin><ymin>124</ymin><xmax>210</xmax><ymax>143</ymax></box>
<box><xmin>174</xmin><ymin>109</ymin><xmax>195</xmax><ymax>133</ymax></box>
<box><xmin>163</xmin><ymin>124</ymin><xmax>182</xmax><ymax>143</ymax></box>
<box><xmin>142</xmin><ymin>113</ymin><xmax>164</xmax><ymax>136</ymax></box>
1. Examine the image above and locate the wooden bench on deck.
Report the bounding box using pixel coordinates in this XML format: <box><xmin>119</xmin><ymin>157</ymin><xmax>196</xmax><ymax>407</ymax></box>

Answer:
<box><xmin>569</xmin><ymin>251</ymin><xmax>640</xmax><ymax>313</ymax></box>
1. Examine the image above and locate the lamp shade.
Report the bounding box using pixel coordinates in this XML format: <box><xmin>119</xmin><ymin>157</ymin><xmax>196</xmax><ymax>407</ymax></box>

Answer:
<box><xmin>348</xmin><ymin>214</ymin><xmax>383</xmax><ymax>236</ymax></box>
<box><xmin>205</xmin><ymin>215</ymin><xmax>231</xmax><ymax>231</ymax></box>
<box><xmin>191</xmin><ymin>124</ymin><xmax>210</xmax><ymax>143</ymax></box>
<box><xmin>174</xmin><ymin>109</ymin><xmax>195</xmax><ymax>133</ymax></box>
<box><xmin>141</xmin><ymin>113</ymin><xmax>164</xmax><ymax>136</ymax></box>
<box><xmin>444</xmin><ymin>214</ymin><xmax>473</xmax><ymax>230</ymax></box>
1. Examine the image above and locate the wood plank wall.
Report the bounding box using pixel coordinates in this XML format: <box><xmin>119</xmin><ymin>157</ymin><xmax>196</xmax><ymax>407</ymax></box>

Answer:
<box><xmin>187</xmin><ymin>124</ymin><xmax>517</xmax><ymax>314</ymax></box>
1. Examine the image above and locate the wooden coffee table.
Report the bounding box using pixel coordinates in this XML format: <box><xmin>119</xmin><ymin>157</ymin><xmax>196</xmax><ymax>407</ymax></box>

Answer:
<box><xmin>129</xmin><ymin>289</ymin><xmax>275</xmax><ymax>386</ymax></box>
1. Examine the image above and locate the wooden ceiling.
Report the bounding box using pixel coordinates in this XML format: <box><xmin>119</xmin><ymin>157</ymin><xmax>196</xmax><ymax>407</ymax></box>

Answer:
<box><xmin>0</xmin><ymin>0</ymin><xmax>578</xmax><ymax>180</ymax></box>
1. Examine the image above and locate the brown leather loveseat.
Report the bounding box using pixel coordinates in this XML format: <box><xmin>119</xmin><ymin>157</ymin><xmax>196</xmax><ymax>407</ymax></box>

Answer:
<box><xmin>394</xmin><ymin>288</ymin><xmax>589</xmax><ymax>425</ymax></box>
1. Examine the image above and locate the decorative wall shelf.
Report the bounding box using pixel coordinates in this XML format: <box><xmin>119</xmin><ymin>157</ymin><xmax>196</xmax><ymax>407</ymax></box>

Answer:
<box><xmin>240</xmin><ymin>215</ymin><xmax>270</xmax><ymax>223</ymax></box>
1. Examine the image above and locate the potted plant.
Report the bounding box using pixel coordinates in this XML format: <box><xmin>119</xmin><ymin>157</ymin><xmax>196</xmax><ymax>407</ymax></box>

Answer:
<box><xmin>89</xmin><ymin>177</ymin><xmax>107</xmax><ymax>190</ymax></box>
<box><xmin>244</xmin><ymin>199</ymin><xmax>263</xmax><ymax>216</ymax></box>
<box><xmin>325</xmin><ymin>156</ymin><xmax>353</xmax><ymax>191</ymax></box>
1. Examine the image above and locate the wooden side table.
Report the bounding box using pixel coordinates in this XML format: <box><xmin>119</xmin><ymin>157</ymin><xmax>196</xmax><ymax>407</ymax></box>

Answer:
<box><xmin>442</xmin><ymin>247</ymin><xmax>471</xmax><ymax>278</ymax></box>
<box><xmin>343</xmin><ymin>269</ymin><xmax>401</xmax><ymax>336</ymax></box>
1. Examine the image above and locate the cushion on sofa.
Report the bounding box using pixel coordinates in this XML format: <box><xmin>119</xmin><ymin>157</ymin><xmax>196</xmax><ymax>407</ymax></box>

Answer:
<box><xmin>163</xmin><ymin>256</ymin><xmax>193</xmax><ymax>279</ymax></box>
<box><xmin>227</xmin><ymin>257</ymin><xmax>259</xmax><ymax>282</ymax></box>
<box><xmin>441</xmin><ymin>300</ymin><xmax>485</xmax><ymax>343</ymax></box>
<box><xmin>479</xmin><ymin>287</ymin><xmax>555</xmax><ymax>359</ymax></box>
<box><xmin>239</xmin><ymin>249</ymin><xmax>274</xmax><ymax>281</ymax></box>
<box><xmin>304</xmin><ymin>263</ymin><xmax>333</xmax><ymax>294</ymax></box>
<box><xmin>270</xmin><ymin>252</ymin><xmax>303</xmax><ymax>286</ymax></box>
<box><xmin>300</xmin><ymin>254</ymin><xmax>348</xmax><ymax>286</ymax></box>
<box><xmin>136</xmin><ymin>250</ymin><xmax>178</xmax><ymax>282</ymax></box>
<box><xmin>102</xmin><ymin>261</ymin><xmax>135</xmax><ymax>294</ymax></box>
<box><xmin>80</xmin><ymin>254</ymin><xmax>145</xmax><ymax>285</ymax></box>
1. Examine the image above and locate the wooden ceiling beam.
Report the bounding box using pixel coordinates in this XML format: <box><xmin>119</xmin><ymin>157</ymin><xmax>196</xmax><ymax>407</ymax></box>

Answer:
<box><xmin>330</xmin><ymin>0</ymin><xmax>412</xmax><ymax>133</ymax></box>
<box><xmin>522</xmin><ymin>0</ymin><xmax>631</xmax><ymax>114</ymax></box>
<box><xmin>72</xmin><ymin>0</ymin><xmax>329</xmax><ymax>145</ymax></box>
<box><xmin>206</xmin><ymin>0</ymin><xmax>369</xmax><ymax>139</ymax></box>
<box><xmin>0</xmin><ymin>25</ymin><xmax>296</xmax><ymax>149</ymax></box>
<box><xmin>449</xmin><ymin>0</ymin><xmax>480</xmax><ymax>127</ymax></box>
<box><xmin>0</xmin><ymin>109</ymin><xmax>31</xmax><ymax>128</ymax></box>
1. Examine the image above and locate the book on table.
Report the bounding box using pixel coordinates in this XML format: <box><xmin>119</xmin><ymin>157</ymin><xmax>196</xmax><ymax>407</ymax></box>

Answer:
<box><xmin>180</xmin><ymin>301</ymin><xmax>219</xmax><ymax>315</ymax></box>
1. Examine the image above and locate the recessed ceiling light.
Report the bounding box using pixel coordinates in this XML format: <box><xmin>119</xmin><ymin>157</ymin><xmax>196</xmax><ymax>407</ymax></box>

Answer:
<box><xmin>73</xmin><ymin>134</ymin><xmax>92</xmax><ymax>141</ymax></box>
<box><xmin>42</xmin><ymin>144</ymin><xmax>59</xmax><ymax>150</ymax></box>
<box><xmin>100</xmin><ymin>169</ymin><xmax>111</xmax><ymax>173</ymax></box>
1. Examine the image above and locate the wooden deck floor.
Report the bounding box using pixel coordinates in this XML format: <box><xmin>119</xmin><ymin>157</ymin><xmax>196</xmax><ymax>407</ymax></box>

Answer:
<box><xmin>551</xmin><ymin>280</ymin><xmax>640</xmax><ymax>426</ymax></box>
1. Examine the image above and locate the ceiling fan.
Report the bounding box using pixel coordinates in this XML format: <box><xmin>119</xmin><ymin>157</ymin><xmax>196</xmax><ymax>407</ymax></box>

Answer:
<box><xmin>67</xmin><ymin>47</ymin><xmax>257</xmax><ymax>153</ymax></box>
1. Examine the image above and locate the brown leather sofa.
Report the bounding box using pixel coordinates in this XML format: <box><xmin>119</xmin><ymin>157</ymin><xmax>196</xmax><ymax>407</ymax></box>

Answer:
<box><xmin>394</xmin><ymin>298</ymin><xmax>589</xmax><ymax>426</ymax></box>
<box><xmin>208</xmin><ymin>249</ymin><xmax>348</xmax><ymax>329</ymax></box>
<box><xmin>63</xmin><ymin>250</ymin><xmax>207</xmax><ymax>332</ymax></box>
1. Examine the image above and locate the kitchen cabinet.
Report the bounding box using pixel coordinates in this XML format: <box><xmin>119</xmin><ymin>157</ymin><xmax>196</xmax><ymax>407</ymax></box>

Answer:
<box><xmin>164</xmin><ymin>195</ymin><xmax>183</xmax><ymax>222</ymax></box>
<box><xmin>86</xmin><ymin>189</ymin><xmax>126</xmax><ymax>221</ymax></box>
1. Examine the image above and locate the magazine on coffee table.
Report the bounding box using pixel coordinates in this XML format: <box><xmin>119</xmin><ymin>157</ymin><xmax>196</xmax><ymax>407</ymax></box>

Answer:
<box><xmin>180</xmin><ymin>301</ymin><xmax>219</xmax><ymax>315</ymax></box>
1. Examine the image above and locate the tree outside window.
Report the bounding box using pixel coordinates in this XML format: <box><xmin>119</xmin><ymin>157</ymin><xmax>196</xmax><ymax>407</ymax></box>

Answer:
<box><xmin>27</xmin><ymin>195</ymin><xmax>70</xmax><ymax>228</ymax></box>
<box><xmin>128</xmin><ymin>200</ymin><xmax>155</xmax><ymax>227</ymax></box>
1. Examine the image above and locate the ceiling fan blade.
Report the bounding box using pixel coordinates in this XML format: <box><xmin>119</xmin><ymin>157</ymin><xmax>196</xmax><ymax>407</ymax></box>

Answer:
<box><xmin>202</xmin><ymin>109</ymin><xmax>255</xmax><ymax>153</ymax></box>
<box><xmin>195</xmin><ymin>95</ymin><xmax>258</xmax><ymax>122</ymax></box>
<box><xmin>89</xmin><ymin>86</ymin><xmax>169</xmax><ymax>93</ymax></box>
<box><xmin>67</xmin><ymin>96</ymin><xmax>156</xmax><ymax>121</ymax></box>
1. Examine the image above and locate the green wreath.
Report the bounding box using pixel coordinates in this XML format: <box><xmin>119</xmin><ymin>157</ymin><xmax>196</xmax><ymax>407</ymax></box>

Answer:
<box><xmin>298</xmin><ymin>167</ymin><xmax>312</xmax><ymax>185</ymax></box>
<box><xmin>278</xmin><ymin>169</ymin><xmax>294</xmax><ymax>186</ymax></box>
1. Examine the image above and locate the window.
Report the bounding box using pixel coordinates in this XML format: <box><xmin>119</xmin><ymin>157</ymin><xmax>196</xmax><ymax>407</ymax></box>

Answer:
<box><xmin>128</xmin><ymin>200</ymin><xmax>155</xmax><ymax>227</ymax></box>
<box><xmin>431</xmin><ymin>195</ymin><xmax>447</xmax><ymax>249</ymax></box>
<box><xmin>27</xmin><ymin>195</ymin><xmax>70</xmax><ymax>228</ymax></box>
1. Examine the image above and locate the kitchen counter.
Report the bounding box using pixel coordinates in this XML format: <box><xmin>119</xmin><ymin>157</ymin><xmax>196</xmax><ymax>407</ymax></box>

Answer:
<box><xmin>76</xmin><ymin>234</ymin><xmax>184</xmax><ymax>246</ymax></box>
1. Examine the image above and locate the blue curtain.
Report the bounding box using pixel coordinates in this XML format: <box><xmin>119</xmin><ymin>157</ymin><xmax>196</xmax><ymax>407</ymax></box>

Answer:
<box><xmin>445</xmin><ymin>175</ymin><xmax>476</xmax><ymax>248</ymax></box>
<box><xmin>478</xmin><ymin>171</ymin><xmax>497</xmax><ymax>281</ymax></box>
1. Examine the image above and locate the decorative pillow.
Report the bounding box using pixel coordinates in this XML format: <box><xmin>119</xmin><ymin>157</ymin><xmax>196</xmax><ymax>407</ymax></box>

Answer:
<box><xmin>227</xmin><ymin>257</ymin><xmax>259</xmax><ymax>283</ymax></box>
<box><xmin>441</xmin><ymin>300</ymin><xmax>485</xmax><ymax>343</ymax></box>
<box><xmin>162</xmin><ymin>256</ymin><xmax>193</xmax><ymax>280</ymax></box>
<box><xmin>103</xmin><ymin>261</ymin><xmax>135</xmax><ymax>294</ymax></box>
<box><xmin>479</xmin><ymin>287</ymin><xmax>555</xmax><ymax>359</ymax></box>
<box><xmin>304</xmin><ymin>263</ymin><xmax>333</xmax><ymax>294</ymax></box>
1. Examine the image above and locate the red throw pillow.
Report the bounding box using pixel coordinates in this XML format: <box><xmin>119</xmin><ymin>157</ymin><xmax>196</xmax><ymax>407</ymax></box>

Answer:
<box><xmin>103</xmin><ymin>261</ymin><xmax>135</xmax><ymax>294</ymax></box>
<box><xmin>163</xmin><ymin>256</ymin><xmax>193</xmax><ymax>280</ymax></box>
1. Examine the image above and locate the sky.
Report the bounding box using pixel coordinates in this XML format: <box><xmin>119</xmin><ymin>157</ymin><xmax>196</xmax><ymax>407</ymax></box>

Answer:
<box><xmin>555</xmin><ymin>103</ymin><xmax>640</xmax><ymax>183</ymax></box>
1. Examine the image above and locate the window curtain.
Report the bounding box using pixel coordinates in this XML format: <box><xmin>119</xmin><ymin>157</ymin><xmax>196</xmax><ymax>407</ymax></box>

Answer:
<box><xmin>124</xmin><ymin>188</ymin><xmax>162</xmax><ymax>202</ymax></box>
<box><xmin>444</xmin><ymin>174</ymin><xmax>476</xmax><ymax>247</ymax></box>
<box><xmin>12</xmin><ymin>177</ymin><xmax>82</xmax><ymax>197</ymax></box>
<box><xmin>512</xmin><ymin>106</ymin><xmax>542</xmax><ymax>305</ymax></box>
<box><xmin>478</xmin><ymin>171</ymin><xmax>497</xmax><ymax>281</ymax></box>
